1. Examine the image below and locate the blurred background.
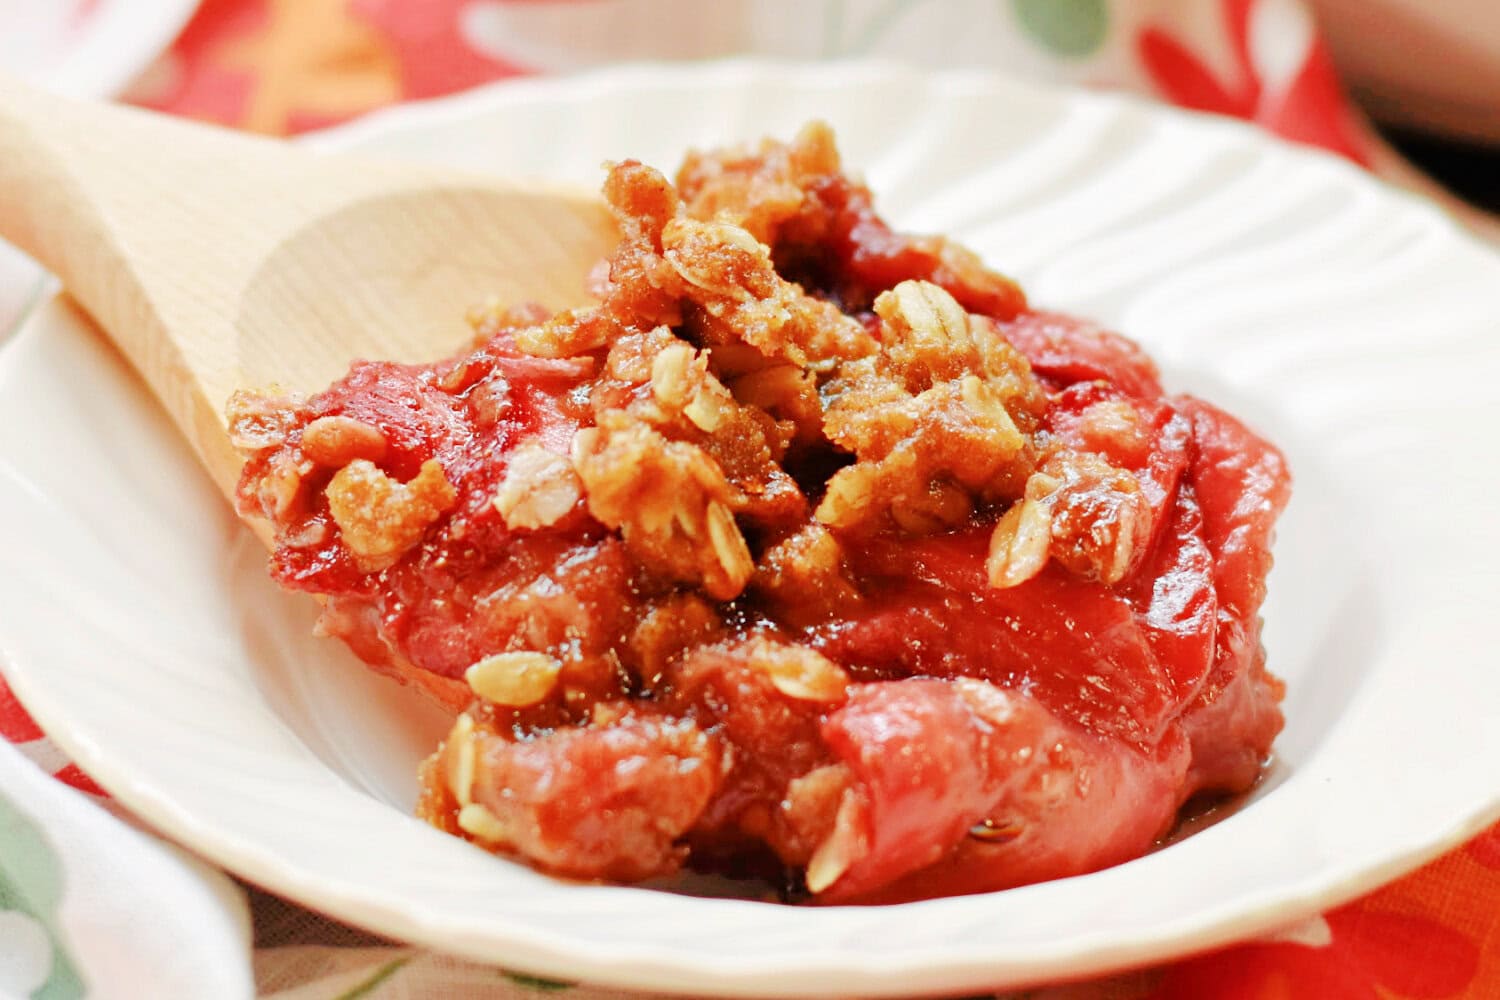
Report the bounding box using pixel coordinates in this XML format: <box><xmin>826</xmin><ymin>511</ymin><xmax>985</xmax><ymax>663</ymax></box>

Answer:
<box><xmin>2</xmin><ymin>0</ymin><xmax>1497</xmax><ymax>200</ymax></box>
<box><xmin>1310</xmin><ymin>0</ymin><xmax>1500</xmax><ymax>211</ymax></box>
<box><xmin>2</xmin><ymin>0</ymin><xmax>1496</xmax><ymax>338</ymax></box>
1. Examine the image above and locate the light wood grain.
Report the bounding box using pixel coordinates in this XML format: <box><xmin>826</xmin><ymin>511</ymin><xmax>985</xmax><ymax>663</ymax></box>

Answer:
<box><xmin>0</xmin><ymin>78</ymin><xmax>616</xmax><ymax>500</ymax></box>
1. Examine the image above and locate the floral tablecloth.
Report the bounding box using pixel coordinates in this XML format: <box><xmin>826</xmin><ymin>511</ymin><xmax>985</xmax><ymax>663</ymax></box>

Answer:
<box><xmin>2</xmin><ymin>1</ymin><xmax>1498</xmax><ymax>997</ymax></box>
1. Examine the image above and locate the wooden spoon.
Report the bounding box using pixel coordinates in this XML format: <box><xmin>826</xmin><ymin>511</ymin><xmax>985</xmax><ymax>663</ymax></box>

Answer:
<box><xmin>0</xmin><ymin>78</ymin><xmax>617</xmax><ymax>501</ymax></box>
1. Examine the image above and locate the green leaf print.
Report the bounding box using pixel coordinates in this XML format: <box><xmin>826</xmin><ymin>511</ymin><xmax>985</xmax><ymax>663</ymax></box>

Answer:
<box><xmin>501</xmin><ymin>969</ymin><xmax>576</xmax><ymax>992</ymax></box>
<box><xmin>330</xmin><ymin>957</ymin><xmax>410</xmax><ymax>1000</ymax></box>
<box><xmin>1009</xmin><ymin>0</ymin><xmax>1110</xmax><ymax>57</ymax></box>
<box><xmin>0</xmin><ymin>793</ymin><xmax>84</xmax><ymax>1000</ymax></box>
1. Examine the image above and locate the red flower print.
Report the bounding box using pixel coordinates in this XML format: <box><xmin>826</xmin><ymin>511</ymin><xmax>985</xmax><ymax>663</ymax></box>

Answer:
<box><xmin>1467</xmin><ymin>821</ymin><xmax>1500</xmax><ymax>870</ymax></box>
<box><xmin>0</xmin><ymin>675</ymin><xmax>44</xmax><ymax>743</ymax></box>
<box><xmin>131</xmin><ymin>0</ymin><xmax>267</xmax><ymax>128</ymax></box>
<box><xmin>349</xmin><ymin>0</ymin><xmax>535</xmax><ymax>101</ymax></box>
<box><xmin>1149</xmin><ymin>908</ymin><xmax>1479</xmax><ymax>1000</ymax></box>
<box><xmin>52</xmin><ymin>763</ymin><xmax>107</xmax><ymax>798</ymax></box>
<box><xmin>1138</xmin><ymin>0</ymin><xmax>1370</xmax><ymax>165</ymax></box>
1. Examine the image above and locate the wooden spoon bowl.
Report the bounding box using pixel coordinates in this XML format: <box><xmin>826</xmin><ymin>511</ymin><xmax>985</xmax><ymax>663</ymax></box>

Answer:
<box><xmin>0</xmin><ymin>79</ymin><xmax>616</xmax><ymax>498</ymax></box>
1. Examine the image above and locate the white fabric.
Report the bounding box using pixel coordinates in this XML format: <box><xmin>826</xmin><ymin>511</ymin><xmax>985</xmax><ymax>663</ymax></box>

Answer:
<box><xmin>0</xmin><ymin>740</ymin><xmax>254</xmax><ymax>999</ymax></box>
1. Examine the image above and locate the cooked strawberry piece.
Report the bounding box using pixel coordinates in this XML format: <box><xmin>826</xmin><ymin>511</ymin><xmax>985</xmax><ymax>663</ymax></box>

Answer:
<box><xmin>818</xmin><ymin>677</ymin><xmax>1191</xmax><ymax>902</ymax></box>
<box><xmin>310</xmin><ymin>362</ymin><xmax>470</xmax><ymax>482</ymax></box>
<box><xmin>842</xmin><ymin>726</ymin><xmax>1193</xmax><ymax>903</ymax></box>
<box><xmin>1173</xmin><ymin>397</ymin><xmax>1291</xmax><ymax>792</ymax></box>
<box><xmin>464</xmin><ymin>707</ymin><xmax>727</xmax><ymax>882</ymax></box>
<box><xmin>1178</xmin><ymin>397</ymin><xmax>1291</xmax><ymax>620</ymax></box>
<box><xmin>386</xmin><ymin>534</ymin><xmax>635</xmax><ymax>683</ymax></box>
<box><xmin>820</xmin><ymin>181</ymin><xmax>1028</xmax><ymax>319</ymax></box>
<box><xmin>1001</xmin><ymin>310</ymin><xmax>1165</xmax><ymax>399</ymax></box>
<box><xmin>1043</xmin><ymin>381</ymin><xmax>1193</xmax><ymax>550</ymax></box>
<box><xmin>1181</xmin><ymin>648</ymin><xmax>1285</xmax><ymax>794</ymax></box>
<box><xmin>1122</xmin><ymin>488</ymin><xmax>1218</xmax><ymax>703</ymax></box>
<box><xmin>819</xmin><ymin>679</ymin><xmax>1005</xmax><ymax>892</ymax></box>
<box><xmin>825</xmin><ymin>529</ymin><xmax>1182</xmax><ymax>743</ymax></box>
<box><xmin>665</xmin><ymin>643</ymin><xmax>833</xmax><ymax>840</ymax></box>
<box><xmin>268</xmin><ymin>522</ymin><xmax>365</xmax><ymax>593</ymax></box>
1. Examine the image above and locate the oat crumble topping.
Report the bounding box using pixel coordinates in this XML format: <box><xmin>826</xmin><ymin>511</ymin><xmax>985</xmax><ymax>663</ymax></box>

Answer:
<box><xmin>228</xmin><ymin>123</ymin><xmax>1289</xmax><ymax>903</ymax></box>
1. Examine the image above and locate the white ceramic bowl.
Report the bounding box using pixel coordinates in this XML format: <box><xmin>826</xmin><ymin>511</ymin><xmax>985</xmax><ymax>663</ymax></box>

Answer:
<box><xmin>2</xmin><ymin>63</ymin><xmax>1498</xmax><ymax>997</ymax></box>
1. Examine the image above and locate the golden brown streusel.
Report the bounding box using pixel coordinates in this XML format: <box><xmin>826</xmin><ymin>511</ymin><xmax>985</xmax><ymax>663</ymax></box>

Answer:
<box><xmin>325</xmin><ymin>458</ymin><xmax>456</xmax><ymax>572</ymax></box>
<box><xmin>229</xmin><ymin>123</ymin><xmax>1290</xmax><ymax>904</ymax></box>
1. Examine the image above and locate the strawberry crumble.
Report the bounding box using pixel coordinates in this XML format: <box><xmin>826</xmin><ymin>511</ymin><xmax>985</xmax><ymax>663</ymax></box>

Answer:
<box><xmin>229</xmin><ymin>124</ymin><xmax>1290</xmax><ymax>903</ymax></box>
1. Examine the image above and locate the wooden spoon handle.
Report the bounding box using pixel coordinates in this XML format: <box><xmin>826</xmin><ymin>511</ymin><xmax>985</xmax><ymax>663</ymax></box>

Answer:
<box><xmin>0</xmin><ymin>79</ymin><xmax>162</xmax><ymax>337</ymax></box>
<box><xmin>0</xmin><ymin>78</ymin><xmax>282</xmax><ymax>333</ymax></box>
<box><xmin>0</xmin><ymin>77</ymin><xmax>322</xmax><ymax>488</ymax></box>
<box><xmin>0</xmin><ymin>75</ymin><xmax>344</xmax><ymax>454</ymax></box>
